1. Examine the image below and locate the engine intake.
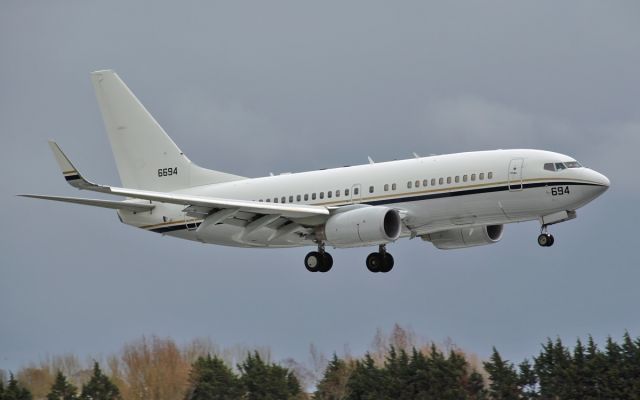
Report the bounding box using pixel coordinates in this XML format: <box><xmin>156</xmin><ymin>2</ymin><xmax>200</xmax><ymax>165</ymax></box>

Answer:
<box><xmin>422</xmin><ymin>224</ymin><xmax>504</xmax><ymax>250</ymax></box>
<box><xmin>319</xmin><ymin>206</ymin><xmax>402</xmax><ymax>247</ymax></box>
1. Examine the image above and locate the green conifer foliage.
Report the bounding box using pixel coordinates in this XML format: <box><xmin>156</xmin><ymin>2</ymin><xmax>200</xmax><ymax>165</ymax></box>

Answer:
<box><xmin>483</xmin><ymin>348</ymin><xmax>520</xmax><ymax>400</ymax></box>
<box><xmin>47</xmin><ymin>371</ymin><xmax>78</xmax><ymax>400</ymax></box>
<box><xmin>79</xmin><ymin>363</ymin><xmax>120</xmax><ymax>400</ymax></box>
<box><xmin>184</xmin><ymin>355</ymin><xmax>243</xmax><ymax>400</ymax></box>
<box><xmin>315</xmin><ymin>354</ymin><xmax>351</xmax><ymax>400</ymax></box>
<box><xmin>3</xmin><ymin>374</ymin><xmax>33</xmax><ymax>400</ymax></box>
<box><xmin>238</xmin><ymin>352</ymin><xmax>301</xmax><ymax>400</ymax></box>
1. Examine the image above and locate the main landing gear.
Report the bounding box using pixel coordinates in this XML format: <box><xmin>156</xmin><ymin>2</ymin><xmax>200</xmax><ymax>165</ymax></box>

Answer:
<box><xmin>537</xmin><ymin>225</ymin><xmax>555</xmax><ymax>247</ymax></box>
<box><xmin>366</xmin><ymin>244</ymin><xmax>394</xmax><ymax>273</ymax></box>
<box><xmin>304</xmin><ymin>243</ymin><xmax>333</xmax><ymax>273</ymax></box>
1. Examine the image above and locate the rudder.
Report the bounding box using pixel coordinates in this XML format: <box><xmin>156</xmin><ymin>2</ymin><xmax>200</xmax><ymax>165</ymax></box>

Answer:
<box><xmin>91</xmin><ymin>70</ymin><xmax>245</xmax><ymax>191</ymax></box>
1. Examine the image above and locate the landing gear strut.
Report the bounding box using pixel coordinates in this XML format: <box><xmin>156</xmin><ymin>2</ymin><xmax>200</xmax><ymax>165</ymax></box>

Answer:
<box><xmin>304</xmin><ymin>243</ymin><xmax>333</xmax><ymax>272</ymax></box>
<box><xmin>366</xmin><ymin>244</ymin><xmax>394</xmax><ymax>273</ymax></box>
<box><xmin>537</xmin><ymin>225</ymin><xmax>555</xmax><ymax>247</ymax></box>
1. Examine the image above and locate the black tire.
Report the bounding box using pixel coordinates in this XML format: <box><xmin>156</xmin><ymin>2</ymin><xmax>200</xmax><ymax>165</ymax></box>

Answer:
<box><xmin>366</xmin><ymin>252</ymin><xmax>382</xmax><ymax>273</ymax></box>
<box><xmin>319</xmin><ymin>252</ymin><xmax>333</xmax><ymax>272</ymax></box>
<box><xmin>304</xmin><ymin>251</ymin><xmax>321</xmax><ymax>272</ymax></box>
<box><xmin>537</xmin><ymin>234</ymin><xmax>549</xmax><ymax>247</ymax></box>
<box><xmin>380</xmin><ymin>253</ymin><xmax>394</xmax><ymax>273</ymax></box>
<box><xmin>547</xmin><ymin>235</ymin><xmax>555</xmax><ymax>247</ymax></box>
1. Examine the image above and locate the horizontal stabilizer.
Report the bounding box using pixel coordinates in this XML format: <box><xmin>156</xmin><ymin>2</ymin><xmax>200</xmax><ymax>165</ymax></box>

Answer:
<box><xmin>18</xmin><ymin>194</ymin><xmax>155</xmax><ymax>212</ymax></box>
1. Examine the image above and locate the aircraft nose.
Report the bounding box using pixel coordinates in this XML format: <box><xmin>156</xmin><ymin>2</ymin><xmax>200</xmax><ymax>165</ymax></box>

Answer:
<box><xmin>592</xmin><ymin>170</ymin><xmax>610</xmax><ymax>189</ymax></box>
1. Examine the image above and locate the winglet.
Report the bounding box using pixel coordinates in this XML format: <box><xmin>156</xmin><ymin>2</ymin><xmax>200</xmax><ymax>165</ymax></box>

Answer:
<box><xmin>48</xmin><ymin>141</ymin><xmax>104</xmax><ymax>191</ymax></box>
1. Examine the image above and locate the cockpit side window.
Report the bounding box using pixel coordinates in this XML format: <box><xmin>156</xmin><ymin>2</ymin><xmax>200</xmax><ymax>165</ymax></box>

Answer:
<box><xmin>555</xmin><ymin>162</ymin><xmax>567</xmax><ymax>171</ymax></box>
<box><xmin>565</xmin><ymin>161</ymin><xmax>582</xmax><ymax>168</ymax></box>
<box><xmin>544</xmin><ymin>163</ymin><xmax>556</xmax><ymax>171</ymax></box>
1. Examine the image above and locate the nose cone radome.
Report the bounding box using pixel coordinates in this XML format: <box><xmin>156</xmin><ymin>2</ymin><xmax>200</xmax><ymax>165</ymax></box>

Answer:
<box><xmin>592</xmin><ymin>170</ymin><xmax>610</xmax><ymax>189</ymax></box>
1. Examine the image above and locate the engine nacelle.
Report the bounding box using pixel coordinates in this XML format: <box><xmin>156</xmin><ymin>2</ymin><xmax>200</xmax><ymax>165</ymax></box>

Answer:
<box><xmin>422</xmin><ymin>224</ymin><xmax>504</xmax><ymax>250</ymax></box>
<box><xmin>318</xmin><ymin>206</ymin><xmax>402</xmax><ymax>247</ymax></box>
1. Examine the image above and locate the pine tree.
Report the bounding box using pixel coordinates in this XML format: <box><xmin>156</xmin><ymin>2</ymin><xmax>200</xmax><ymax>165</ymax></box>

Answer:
<box><xmin>3</xmin><ymin>373</ymin><xmax>33</xmax><ymax>400</ymax></box>
<box><xmin>345</xmin><ymin>353</ymin><xmax>386</xmax><ymax>400</ymax></box>
<box><xmin>184</xmin><ymin>355</ymin><xmax>243</xmax><ymax>400</ymax></box>
<box><xmin>584</xmin><ymin>335</ymin><xmax>605</xmax><ymax>398</ymax></box>
<box><xmin>517</xmin><ymin>359</ymin><xmax>537</xmax><ymax>399</ymax></box>
<box><xmin>483</xmin><ymin>347</ymin><xmax>520</xmax><ymax>400</ymax></box>
<box><xmin>602</xmin><ymin>336</ymin><xmax>624</xmax><ymax>399</ymax></box>
<box><xmin>238</xmin><ymin>352</ymin><xmax>301</xmax><ymax>400</ymax></box>
<box><xmin>621</xmin><ymin>331</ymin><xmax>640</xmax><ymax>397</ymax></box>
<box><xmin>47</xmin><ymin>371</ymin><xmax>78</xmax><ymax>400</ymax></box>
<box><xmin>466</xmin><ymin>370</ymin><xmax>487</xmax><ymax>400</ymax></box>
<box><xmin>79</xmin><ymin>362</ymin><xmax>120</xmax><ymax>400</ymax></box>
<box><xmin>315</xmin><ymin>354</ymin><xmax>351</xmax><ymax>400</ymax></box>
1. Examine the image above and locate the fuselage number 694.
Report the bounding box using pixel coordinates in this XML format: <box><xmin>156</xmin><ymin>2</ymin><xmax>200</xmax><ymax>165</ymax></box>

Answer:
<box><xmin>551</xmin><ymin>186</ymin><xmax>570</xmax><ymax>196</ymax></box>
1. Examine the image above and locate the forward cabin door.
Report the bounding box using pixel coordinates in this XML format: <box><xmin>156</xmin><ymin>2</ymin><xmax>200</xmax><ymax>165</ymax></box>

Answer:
<box><xmin>350</xmin><ymin>184</ymin><xmax>362</xmax><ymax>204</ymax></box>
<box><xmin>508</xmin><ymin>159</ymin><xmax>524</xmax><ymax>191</ymax></box>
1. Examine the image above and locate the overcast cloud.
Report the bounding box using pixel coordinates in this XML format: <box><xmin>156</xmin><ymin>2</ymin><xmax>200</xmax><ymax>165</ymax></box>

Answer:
<box><xmin>1</xmin><ymin>1</ymin><xmax>639</xmax><ymax>372</ymax></box>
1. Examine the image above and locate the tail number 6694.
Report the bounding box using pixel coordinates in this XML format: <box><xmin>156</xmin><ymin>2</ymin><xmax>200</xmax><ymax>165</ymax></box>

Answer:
<box><xmin>158</xmin><ymin>167</ymin><xmax>178</xmax><ymax>177</ymax></box>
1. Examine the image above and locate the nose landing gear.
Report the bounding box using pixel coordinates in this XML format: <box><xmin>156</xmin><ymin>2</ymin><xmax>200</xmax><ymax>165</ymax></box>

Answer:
<box><xmin>304</xmin><ymin>243</ymin><xmax>333</xmax><ymax>272</ymax></box>
<box><xmin>537</xmin><ymin>225</ymin><xmax>555</xmax><ymax>247</ymax></box>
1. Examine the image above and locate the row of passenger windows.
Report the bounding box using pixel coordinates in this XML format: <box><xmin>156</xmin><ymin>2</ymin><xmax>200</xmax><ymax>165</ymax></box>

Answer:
<box><xmin>258</xmin><ymin>187</ymin><xmax>359</xmax><ymax>203</ymax></box>
<box><xmin>256</xmin><ymin>171</ymin><xmax>493</xmax><ymax>204</ymax></box>
<box><xmin>394</xmin><ymin>171</ymin><xmax>493</xmax><ymax>191</ymax></box>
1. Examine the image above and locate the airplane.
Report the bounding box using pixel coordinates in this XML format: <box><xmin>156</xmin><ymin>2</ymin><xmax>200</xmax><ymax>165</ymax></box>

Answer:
<box><xmin>20</xmin><ymin>70</ymin><xmax>610</xmax><ymax>273</ymax></box>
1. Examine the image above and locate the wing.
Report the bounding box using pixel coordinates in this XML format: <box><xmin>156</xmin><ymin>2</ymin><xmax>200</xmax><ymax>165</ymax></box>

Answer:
<box><xmin>47</xmin><ymin>141</ymin><xmax>329</xmax><ymax>220</ymax></box>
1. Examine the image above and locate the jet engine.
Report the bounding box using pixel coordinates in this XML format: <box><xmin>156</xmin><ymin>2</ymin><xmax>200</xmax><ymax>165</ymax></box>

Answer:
<box><xmin>422</xmin><ymin>224</ymin><xmax>504</xmax><ymax>250</ymax></box>
<box><xmin>317</xmin><ymin>206</ymin><xmax>402</xmax><ymax>247</ymax></box>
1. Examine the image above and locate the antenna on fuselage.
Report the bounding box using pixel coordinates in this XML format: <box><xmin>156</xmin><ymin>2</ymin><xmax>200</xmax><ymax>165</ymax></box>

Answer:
<box><xmin>367</xmin><ymin>156</ymin><xmax>374</xmax><ymax>164</ymax></box>
<box><xmin>413</xmin><ymin>152</ymin><xmax>420</xmax><ymax>158</ymax></box>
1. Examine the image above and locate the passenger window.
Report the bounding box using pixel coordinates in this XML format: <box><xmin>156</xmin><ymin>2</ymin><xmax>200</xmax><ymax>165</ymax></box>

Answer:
<box><xmin>455</xmin><ymin>176</ymin><xmax>460</xmax><ymax>183</ymax></box>
<box><xmin>369</xmin><ymin>186</ymin><xmax>374</xmax><ymax>193</ymax></box>
<box><xmin>431</xmin><ymin>178</ymin><xmax>436</xmax><ymax>186</ymax></box>
<box><xmin>282</xmin><ymin>196</ymin><xmax>286</xmax><ymax>203</ymax></box>
<box><xmin>384</xmin><ymin>184</ymin><xmax>389</xmax><ymax>191</ymax></box>
<box><xmin>312</xmin><ymin>193</ymin><xmax>316</xmax><ymax>200</ymax></box>
<box><xmin>274</xmin><ymin>198</ymin><xmax>279</xmax><ymax>203</ymax></box>
<box><xmin>488</xmin><ymin>172</ymin><xmax>493</xmax><ymax>179</ymax></box>
<box><xmin>544</xmin><ymin>163</ymin><xmax>556</xmax><ymax>171</ymax></box>
<box><xmin>336</xmin><ymin>190</ymin><xmax>340</xmax><ymax>197</ymax></box>
<box><xmin>415</xmin><ymin>180</ymin><xmax>420</xmax><ymax>188</ymax></box>
<box><xmin>463</xmin><ymin>175</ymin><xmax>468</xmax><ymax>182</ymax></box>
<box><xmin>471</xmin><ymin>174</ymin><xmax>476</xmax><ymax>181</ymax></box>
<box><xmin>479</xmin><ymin>173</ymin><xmax>484</xmax><ymax>180</ymax></box>
<box><xmin>266</xmin><ymin>199</ymin><xmax>271</xmax><ymax>202</ymax></box>
<box><xmin>555</xmin><ymin>163</ymin><xmax>567</xmax><ymax>171</ymax></box>
<box><xmin>345</xmin><ymin>188</ymin><xmax>350</xmax><ymax>196</ymax></box>
<box><xmin>289</xmin><ymin>195</ymin><xmax>294</xmax><ymax>202</ymax></box>
<box><xmin>296</xmin><ymin>195</ymin><xmax>301</xmax><ymax>201</ymax></box>
<box><xmin>320</xmin><ymin>192</ymin><xmax>324</xmax><ymax>199</ymax></box>
<box><xmin>407</xmin><ymin>181</ymin><xmax>412</xmax><ymax>189</ymax></box>
<box><xmin>423</xmin><ymin>179</ymin><xmax>428</xmax><ymax>187</ymax></box>
<box><xmin>439</xmin><ymin>178</ymin><xmax>444</xmax><ymax>185</ymax></box>
<box><xmin>447</xmin><ymin>177</ymin><xmax>451</xmax><ymax>184</ymax></box>
<box><xmin>328</xmin><ymin>191</ymin><xmax>332</xmax><ymax>198</ymax></box>
<box><xmin>392</xmin><ymin>183</ymin><xmax>397</xmax><ymax>190</ymax></box>
<box><xmin>354</xmin><ymin>187</ymin><xmax>359</xmax><ymax>195</ymax></box>
<box><xmin>304</xmin><ymin>194</ymin><xmax>309</xmax><ymax>201</ymax></box>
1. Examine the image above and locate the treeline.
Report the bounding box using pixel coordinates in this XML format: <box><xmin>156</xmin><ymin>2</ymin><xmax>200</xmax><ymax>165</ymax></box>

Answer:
<box><xmin>2</xmin><ymin>326</ymin><xmax>640</xmax><ymax>399</ymax></box>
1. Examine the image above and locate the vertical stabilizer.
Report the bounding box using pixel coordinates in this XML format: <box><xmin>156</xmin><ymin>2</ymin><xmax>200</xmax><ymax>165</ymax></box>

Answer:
<box><xmin>91</xmin><ymin>70</ymin><xmax>245</xmax><ymax>191</ymax></box>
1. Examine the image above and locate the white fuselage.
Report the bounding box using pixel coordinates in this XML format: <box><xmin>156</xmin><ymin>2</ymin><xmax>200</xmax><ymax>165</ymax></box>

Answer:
<box><xmin>118</xmin><ymin>149</ymin><xmax>609</xmax><ymax>249</ymax></box>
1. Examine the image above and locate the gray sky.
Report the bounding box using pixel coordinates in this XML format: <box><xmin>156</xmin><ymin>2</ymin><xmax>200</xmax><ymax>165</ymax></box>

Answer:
<box><xmin>1</xmin><ymin>1</ymin><xmax>639</xmax><ymax>373</ymax></box>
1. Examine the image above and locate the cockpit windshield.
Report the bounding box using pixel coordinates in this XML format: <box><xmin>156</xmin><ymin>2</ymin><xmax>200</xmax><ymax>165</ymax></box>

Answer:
<box><xmin>544</xmin><ymin>161</ymin><xmax>582</xmax><ymax>171</ymax></box>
